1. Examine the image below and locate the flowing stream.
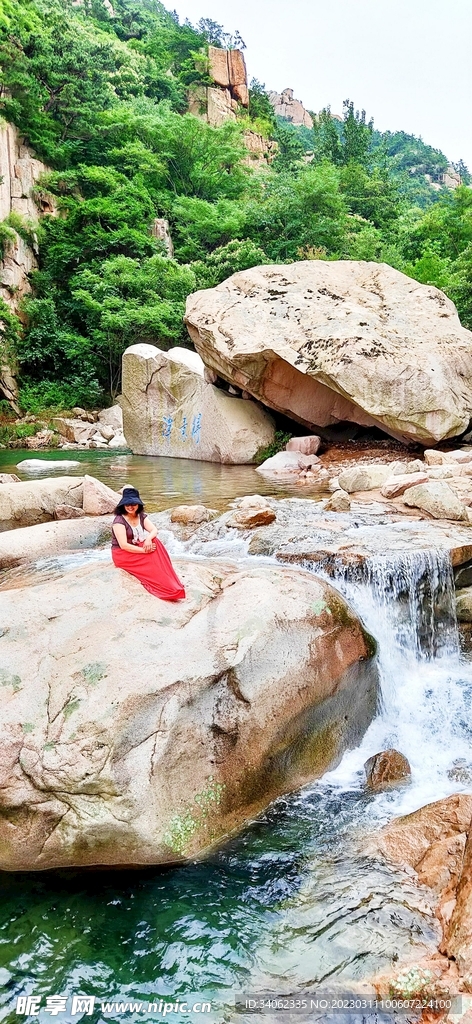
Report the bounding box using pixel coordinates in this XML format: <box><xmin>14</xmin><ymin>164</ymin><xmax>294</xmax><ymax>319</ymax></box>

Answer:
<box><xmin>1</xmin><ymin>455</ymin><xmax>472</xmax><ymax>1023</ymax></box>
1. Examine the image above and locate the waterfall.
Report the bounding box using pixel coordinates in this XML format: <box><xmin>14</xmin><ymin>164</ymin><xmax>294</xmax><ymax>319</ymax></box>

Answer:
<box><xmin>313</xmin><ymin>548</ymin><xmax>472</xmax><ymax>817</ymax></box>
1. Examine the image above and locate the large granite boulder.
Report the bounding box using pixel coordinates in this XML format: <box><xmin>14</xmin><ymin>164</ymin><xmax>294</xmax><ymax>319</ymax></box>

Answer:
<box><xmin>0</xmin><ymin>477</ymin><xmax>84</xmax><ymax>531</ymax></box>
<box><xmin>121</xmin><ymin>344</ymin><xmax>275</xmax><ymax>463</ymax></box>
<box><xmin>0</xmin><ymin>559</ymin><xmax>377</xmax><ymax>869</ymax></box>
<box><xmin>185</xmin><ymin>261</ymin><xmax>472</xmax><ymax>446</ymax></box>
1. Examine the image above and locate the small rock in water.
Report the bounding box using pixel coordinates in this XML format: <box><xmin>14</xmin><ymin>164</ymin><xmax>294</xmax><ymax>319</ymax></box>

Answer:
<box><xmin>227</xmin><ymin>506</ymin><xmax>276</xmax><ymax>529</ymax></box>
<box><xmin>364</xmin><ymin>749</ymin><xmax>411</xmax><ymax>791</ymax></box>
<box><xmin>256</xmin><ymin>450</ymin><xmax>319</xmax><ymax>475</ymax></box>
<box><xmin>16</xmin><ymin>459</ymin><xmax>81</xmax><ymax>471</ymax></box>
<box><xmin>54</xmin><ymin>504</ymin><xmax>87</xmax><ymax>521</ymax></box>
<box><xmin>338</xmin><ymin>464</ymin><xmax>391</xmax><ymax>493</ymax></box>
<box><xmin>447</xmin><ymin>759</ymin><xmax>472</xmax><ymax>785</ymax></box>
<box><xmin>455</xmin><ymin>586</ymin><xmax>472</xmax><ymax>622</ymax></box>
<box><xmin>170</xmin><ymin>504</ymin><xmax>216</xmax><ymax>525</ymax></box>
<box><xmin>0</xmin><ymin>473</ymin><xmax>20</xmax><ymax>483</ymax></box>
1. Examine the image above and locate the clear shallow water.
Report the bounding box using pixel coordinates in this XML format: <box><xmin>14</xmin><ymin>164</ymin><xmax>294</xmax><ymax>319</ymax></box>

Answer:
<box><xmin>0</xmin><ymin>450</ymin><xmax>329</xmax><ymax>513</ymax></box>
<box><xmin>1</xmin><ymin>482</ymin><xmax>472</xmax><ymax>1022</ymax></box>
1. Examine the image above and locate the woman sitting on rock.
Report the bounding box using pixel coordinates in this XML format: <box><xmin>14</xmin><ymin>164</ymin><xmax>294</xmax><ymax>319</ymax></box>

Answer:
<box><xmin>111</xmin><ymin>486</ymin><xmax>185</xmax><ymax>601</ymax></box>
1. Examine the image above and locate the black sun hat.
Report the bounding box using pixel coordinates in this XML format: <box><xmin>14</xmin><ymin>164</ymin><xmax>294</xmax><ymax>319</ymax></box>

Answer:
<box><xmin>118</xmin><ymin>486</ymin><xmax>144</xmax><ymax>509</ymax></box>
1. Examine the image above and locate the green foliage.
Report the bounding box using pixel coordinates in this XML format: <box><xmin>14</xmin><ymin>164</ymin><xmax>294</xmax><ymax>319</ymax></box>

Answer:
<box><xmin>0</xmin><ymin>297</ymin><xmax>21</xmax><ymax>367</ymax></box>
<box><xmin>70</xmin><ymin>253</ymin><xmax>196</xmax><ymax>393</ymax></box>
<box><xmin>192</xmin><ymin>238</ymin><xmax>271</xmax><ymax>287</ymax></box>
<box><xmin>248</xmin><ymin>79</ymin><xmax>277</xmax><ymax>137</ymax></box>
<box><xmin>0</xmin><ymin>220</ymin><xmax>16</xmax><ymax>259</ymax></box>
<box><xmin>254</xmin><ymin>430</ymin><xmax>292</xmax><ymax>465</ymax></box>
<box><xmin>5</xmin><ymin>211</ymin><xmax>36</xmax><ymax>247</ymax></box>
<box><xmin>1</xmin><ymin>0</ymin><xmax>471</xmax><ymax>415</ymax></box>
<box><xmin>341</xmin><ymin>99</ymin><xmax>373</xmax><ymax>166</ymax></box>
<box><xmin>19</xmin><ymin>377</ymin><xmax>103</xmax><ymax>413</ymax></box>
<box><xmin>312</xmin><ymin>108</ymin><xmax>342</xmax><ymax>165</ymax></box>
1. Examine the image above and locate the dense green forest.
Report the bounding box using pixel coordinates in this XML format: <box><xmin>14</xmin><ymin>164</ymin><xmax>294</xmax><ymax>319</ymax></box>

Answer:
<box><xmin>1</xmin><ymin>0</ymin><xmax>472</xmax><ymax>411</ymax></box>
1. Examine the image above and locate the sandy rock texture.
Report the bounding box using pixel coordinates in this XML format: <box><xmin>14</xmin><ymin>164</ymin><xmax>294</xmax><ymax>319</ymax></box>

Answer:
<box><xmin>0</xmin><ymin>559</ymin><xmax>377</xmax><ymax>869</ymax></box>
<box><xmin>286</xmin><ymin>435</ymin><xmax>321</xmax><ymax>455</ymax></box>
<box><xmin>122</xmin><ymin>343</ymin><xmax>274</xmax><ymax>463</ymax></box>
<box><xmin>403</xmin><ymin>482</ymin><xmax>469</xmax><ymax>521</ymax></box>
<box><xmin>82</xmin><ymin>475</ymin><xmax>120</xmax><ymax>515</ymax></box>
<box><xmin>185</xmin><ymin>260</ymin><xmax>472</xmax><ymax>445</ymax></box>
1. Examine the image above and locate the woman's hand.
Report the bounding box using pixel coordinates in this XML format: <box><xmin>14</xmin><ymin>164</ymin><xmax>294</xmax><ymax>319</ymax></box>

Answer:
<box><xmin>143</xmin><ymin>538</ymin><xmax>155</xmax><ymax>553</ymax></box>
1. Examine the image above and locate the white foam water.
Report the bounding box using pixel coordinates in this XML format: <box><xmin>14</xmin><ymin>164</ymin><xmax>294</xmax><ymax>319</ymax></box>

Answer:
<box><xmin>317</xmin><ymin>548</ymin><xmax>472</xmax><ymax>819</ymax></box>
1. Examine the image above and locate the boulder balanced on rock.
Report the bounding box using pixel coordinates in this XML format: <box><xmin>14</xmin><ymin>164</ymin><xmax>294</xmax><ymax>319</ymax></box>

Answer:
<box><xmin>122</xmin><ymin>344</ymin><xmax>275</xmax><ymax>463</ymax></box>
<box><xmin>185</xmin><ymin>260</ymin><xmax>472</xmax><ymax>446</ymax></box>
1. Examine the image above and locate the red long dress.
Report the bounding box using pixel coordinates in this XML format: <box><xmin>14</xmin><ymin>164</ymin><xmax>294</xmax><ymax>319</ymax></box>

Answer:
<box><xmin>111</xmin><ymin>514</ymin><xmax>185</xmax><ymax>601</ymax></box>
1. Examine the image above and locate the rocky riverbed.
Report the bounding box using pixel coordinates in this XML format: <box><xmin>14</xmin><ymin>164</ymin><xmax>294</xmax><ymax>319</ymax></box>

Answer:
<box><xmin>2</xmin><ymin>454</ymin><xmax>472</xmax><ymax>1023</ymax></box>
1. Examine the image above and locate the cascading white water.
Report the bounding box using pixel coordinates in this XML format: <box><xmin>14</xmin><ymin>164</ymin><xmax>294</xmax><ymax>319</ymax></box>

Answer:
<box><xmin>315</xmin><ymin>548</ymin><xmax>472</xmax><ymax>819</ymax></box>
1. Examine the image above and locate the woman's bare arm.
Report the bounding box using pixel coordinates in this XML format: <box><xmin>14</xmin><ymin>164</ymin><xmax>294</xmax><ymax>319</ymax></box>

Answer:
<box><xmin>112</xmin><ymin>522</ymin><xmax>142</xmax><ymax>553</ymax></box>
<box><xmin>142</xmin><ymin>516</ymin><xmax>158</xmax><ymax>552</ymax></box>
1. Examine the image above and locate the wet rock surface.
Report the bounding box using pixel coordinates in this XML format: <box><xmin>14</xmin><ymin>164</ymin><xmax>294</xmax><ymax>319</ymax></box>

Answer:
<box><xmin>170</xmin><ymin>498</ymin><xmax>472</xmax><ymax>576</ymax></box>
<box><xmin>364</xmin><ymin>749</ymin><xmax>411</xmax><ymax>791</ymax></box>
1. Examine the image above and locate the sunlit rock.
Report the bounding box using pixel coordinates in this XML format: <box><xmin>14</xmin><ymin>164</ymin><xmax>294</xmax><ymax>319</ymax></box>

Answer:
<box><xmin>0</xmin><ymin>560</ymin><xmax>377</xmax><ymax>869</ymax></box>
<box><xmin>185</xmin><ymin>261</ymin><xmax>472</xmax><ymax>445</ymax></box>
<box><xmin>121</xmin><ymin>344</ymin><xmax>275</xmax><ymax>464</ymax></box>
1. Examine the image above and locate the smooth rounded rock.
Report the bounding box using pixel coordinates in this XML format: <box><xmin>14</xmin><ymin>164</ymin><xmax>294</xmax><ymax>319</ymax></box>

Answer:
<box><xmin>0</xmin><ymin>517</ymin><xmax>112</xmax><ymax>569</ymax></box>
<box><xmin>0</xmin><ymin>559</ymin><xmax>378</xmax><ymax>869</ymax></box>
<box><xmin>82</xmin><ymin>475</ymin><xmax>121</xmax><ymax>515</ymax></box>
<box><xmin>455</xmin><ymin>587</ymin><xmax>472</xmax><ymax>622</ymax></box>
<box><xmin>338</xmin><ymin>464</ymin><xmax>392</xmax><ymax>493</ymax></box>
<box><xmin>256</xmin><ymin>450</ymin><xmax>318</xmax><ymax>475</ymax></box>
<box><xmin>403</xmin><ymin>482</ymin><xmax>468</xmax><ymax>521</ymax></box>
<box><xmin>324</xmin><ymin>489</ymin><xmax>351</xmax><ymax>512</ymax></box>
<box><xmin>170</xmin><ymin>504</ymin><xmax>217</xmax><ymax>525</ymax></box>
<box><xmin>0</xmin><ymin>477</ymin><xmax>84</xmax><ymax>531</ymax></box>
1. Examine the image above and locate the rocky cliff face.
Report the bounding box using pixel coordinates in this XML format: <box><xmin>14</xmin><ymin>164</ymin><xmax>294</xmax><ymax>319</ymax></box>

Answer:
<box><xmin>0</xmin><ymin>119</ymin><xmax>53</xmax><ymax>410</ymax></box>
<box><xmin>188</xmin><ymin>46</ymin><xmax>249</xmax><ymax>128</ymax></box>
<box><xmin>268</xmin><ymin>87</ymin><xmax>313</xmax><ymax>128</ymax></box>
<box><xmin>188</xmin><ymin>47</ymin><xmax>275</xmax><ymax>164</ymax></box>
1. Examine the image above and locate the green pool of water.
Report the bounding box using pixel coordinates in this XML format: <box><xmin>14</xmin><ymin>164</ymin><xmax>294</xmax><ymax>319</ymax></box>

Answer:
<box><xmin>0</xmin><ymin>450</ymin><xmax>329</xmax><ymax>513</ymax></box>
<box><xmin>0</xmin><ymin>785</ymin><xmax>437</xmax><ymax>1023</ymax></box>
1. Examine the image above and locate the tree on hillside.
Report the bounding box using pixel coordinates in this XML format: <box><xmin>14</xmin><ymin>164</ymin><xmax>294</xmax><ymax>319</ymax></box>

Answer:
<box><xmin>341</xmin><ymin>99</ymin><xmax>373</xmax><ymax>166</ymax></box>
<box><xmin>312</xmin><ymin>108</ymin><xmax>342</xmax><ymax>165</ymax></box>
